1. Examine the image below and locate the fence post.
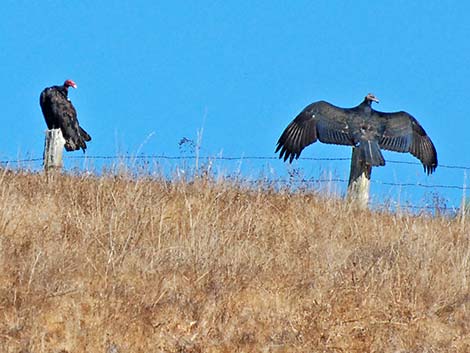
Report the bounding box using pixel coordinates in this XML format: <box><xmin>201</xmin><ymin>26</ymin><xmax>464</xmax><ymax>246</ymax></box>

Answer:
<box><xmin>43</xmin><ymin>129</ymin><xmax>65</xmax><ymax>171</ymax></box>
<box><xmin>347</xmin><ymin>147</ymin><xmax>371</xmax><ymax>209</ymax></box>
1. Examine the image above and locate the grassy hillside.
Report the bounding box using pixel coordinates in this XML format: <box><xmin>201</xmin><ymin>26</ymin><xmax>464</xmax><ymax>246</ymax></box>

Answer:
<box><xmin>0</xmin><ymin>170</ymin><xmax>468</xmax><ymax>352</ymax></box>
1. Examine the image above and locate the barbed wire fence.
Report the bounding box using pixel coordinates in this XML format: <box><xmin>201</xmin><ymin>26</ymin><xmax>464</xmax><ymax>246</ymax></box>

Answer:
<box><xmin>0</xmin><ymin>154</ymin><xmax>468</xmax><ymax>214</ymax></box>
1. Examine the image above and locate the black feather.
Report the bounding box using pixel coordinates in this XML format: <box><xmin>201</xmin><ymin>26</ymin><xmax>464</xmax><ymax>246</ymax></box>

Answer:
<box><xmin>40</xmin><ymin>81</ymin><xmax>91</xmax><ymax>152</ymax></box>
<box><xmin>275</xmin><ymin>95</ymin><xmax>437</xmax><ymax>174</ymax></box>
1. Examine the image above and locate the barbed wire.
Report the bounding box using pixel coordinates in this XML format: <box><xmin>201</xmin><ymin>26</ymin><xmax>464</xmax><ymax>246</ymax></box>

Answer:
<box><xmin>0</xmin><ymin>153</ymin><xmax>466</xmax><ymax>213</ymax></box>
<box><xmin>0</xmin><ymin>154</ymin><xmax>468</xmax><ymax>192</ymax></box>
<box><xmin>3</xmin><ymin>154</ymin><xmax>469</xmax><ymax>171</ymax></box>
<box><xmin>64</xmin><ymin>155</ymin><xmax>351</xmax><ymax>162</ymax></box>
<box><xmin>69</xmin><ymin>154</ymin><xmax>470</xmax><ymax>171</ymax></box>
<box><xmin>244</xmin><ymin>178</ymin><xmax>468</xmax><ymax>190</ymax></box>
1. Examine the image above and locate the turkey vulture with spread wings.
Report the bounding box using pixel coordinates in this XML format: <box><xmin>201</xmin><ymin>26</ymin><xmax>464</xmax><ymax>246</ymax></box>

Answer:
<box><xmin>40</xmin><ymin>79</ymin><xmax>91</xmax><ymax>152</ymax></box>
<box><xmin>275</xmin><ymin>93</ymin><xmax>437</xmax><ymax>174</ymax></box>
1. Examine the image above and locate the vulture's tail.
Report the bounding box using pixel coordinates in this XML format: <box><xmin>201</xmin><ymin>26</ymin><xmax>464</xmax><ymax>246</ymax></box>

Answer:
<box><xmin>359</xmin><ymin>140</ymin><xmax>385</xmax><ymax>167</ymax></box>
<box><xmin>64</xmin><ymin>127</ymin><xmax>91</xmax><ymax>153</ymax></box>
<box><xmin>80</xmin><ymin>127</ymin><xmax>92</xmax><ymax>142</ymax></box>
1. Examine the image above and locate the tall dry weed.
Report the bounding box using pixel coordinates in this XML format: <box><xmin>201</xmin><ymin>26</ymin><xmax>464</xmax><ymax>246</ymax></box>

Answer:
<box><xmin>0</xmin><ymin>170</ymin><xmax>468</xmax><ymax>352</ymax></box>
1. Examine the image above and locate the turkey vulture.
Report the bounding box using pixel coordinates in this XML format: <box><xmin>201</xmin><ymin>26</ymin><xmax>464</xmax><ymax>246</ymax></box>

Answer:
<box><xmin>40</xmin><ymin>79</ymin><xmax>91</xmax><ymax>152</ymax></box>
<box><xmin>275</xmin><ymin>93</ymin><xmax>438</xmax><ymax>174</ymax></box>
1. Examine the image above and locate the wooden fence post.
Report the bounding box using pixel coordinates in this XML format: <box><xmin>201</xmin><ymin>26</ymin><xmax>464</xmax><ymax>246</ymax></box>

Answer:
<box><xmin>43</xmin><ymin>129</ymin><xmax>65</xmax><ymax>171</ymax></box>
<box><xmin>347</xmin><ymin>147</ymin><xmax>371</xmax><ymax>209</ymax></box>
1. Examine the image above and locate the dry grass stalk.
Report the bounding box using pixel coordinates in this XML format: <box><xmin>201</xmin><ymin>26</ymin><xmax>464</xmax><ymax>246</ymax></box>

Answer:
<box><xmin>0</xmin><ymin>169</ymin><xmax>469</xmax><ymax>352</ymax></box>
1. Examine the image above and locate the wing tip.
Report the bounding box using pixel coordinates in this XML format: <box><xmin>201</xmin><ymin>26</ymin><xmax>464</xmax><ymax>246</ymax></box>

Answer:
<box><xmin>423</xmin><ymin>160</ymin><xmax>438</xmax><ymax>175</ymax></box>
<box><xmin>425</xmin><ymin>165</ymin><xmax>437</xmax><ymax>175</ymax></box>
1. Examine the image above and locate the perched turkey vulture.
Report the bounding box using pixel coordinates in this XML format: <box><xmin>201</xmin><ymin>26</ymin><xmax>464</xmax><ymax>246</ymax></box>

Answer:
<box><xmin>40</xmin><ymin>79</ymin><xmax>91</xmax><ymax>152</ymax></box>
<box><xmin>275</xmin><ymin>93</ymin><xmax>438</xmax><ymax>174</ymax></box>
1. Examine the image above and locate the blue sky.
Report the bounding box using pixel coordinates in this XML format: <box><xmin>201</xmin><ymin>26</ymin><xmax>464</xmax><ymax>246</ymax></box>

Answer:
<box><xmin>1</xmin><ymin>1</ymin><xmax>469</xmax><ymax>209</ymax></box>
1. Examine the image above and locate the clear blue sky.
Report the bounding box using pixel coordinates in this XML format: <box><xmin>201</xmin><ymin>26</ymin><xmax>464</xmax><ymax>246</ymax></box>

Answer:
<box><xmin>1</xmin><ymin>1</ymin><xmax>469</xmax><ymax>209</ymax></box>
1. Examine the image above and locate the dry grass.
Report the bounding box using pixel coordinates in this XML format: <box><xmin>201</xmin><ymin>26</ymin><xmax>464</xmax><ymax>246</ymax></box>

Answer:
<box><xmin>0</xmin><ymin>169</ymin><xmax>469</xmax><ymax>352</ymax></box>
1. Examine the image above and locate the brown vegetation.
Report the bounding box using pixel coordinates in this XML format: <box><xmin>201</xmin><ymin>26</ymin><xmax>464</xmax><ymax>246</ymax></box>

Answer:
<box><xmin>0</xmin><ymin>169</ymin><xmax>469</xmax><ymax>352</ymax></box>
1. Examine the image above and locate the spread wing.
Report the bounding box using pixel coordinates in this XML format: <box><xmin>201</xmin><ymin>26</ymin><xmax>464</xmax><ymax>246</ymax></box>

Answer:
<box><xmin>275</xmin><ymin>101</ymin><xmax>354</xmax><ymax>162</ymax></box>
<box><xmin>375</xmin><ymin>111</ymin><xmax>438</xmax><ymax>174</ymax></box>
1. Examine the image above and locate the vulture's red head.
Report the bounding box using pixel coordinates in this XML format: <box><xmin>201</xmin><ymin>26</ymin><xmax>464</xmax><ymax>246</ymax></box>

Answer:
<box><xmin>64</xmin><ymin>79</ymin><xmax>77</xmax><ymax>89</ymax></box>
<box><xmin>366</xmin><ymin>93</ymin><xmax>379</xmax><ymax>104</ymax></box>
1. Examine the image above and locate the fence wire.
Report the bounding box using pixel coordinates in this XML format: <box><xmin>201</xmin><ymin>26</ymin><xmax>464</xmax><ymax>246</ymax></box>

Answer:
<box><xmin>0</xmin><ymin>154</ymin><xmax>468</xmax><ymax>212</ymax></box>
